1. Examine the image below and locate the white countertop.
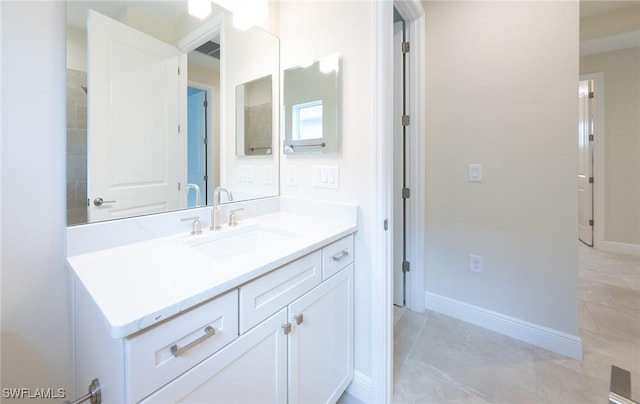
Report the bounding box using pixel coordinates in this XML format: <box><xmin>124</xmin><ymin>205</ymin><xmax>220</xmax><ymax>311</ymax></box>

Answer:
<box><xmin>67</xmin><ymin>212</ymin><xmax>357</xmax><ymax>338</ymax></box>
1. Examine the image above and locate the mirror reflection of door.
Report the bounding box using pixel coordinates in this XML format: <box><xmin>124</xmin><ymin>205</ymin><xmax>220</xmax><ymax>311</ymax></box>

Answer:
<box><xmin>88</xmin><ymin>10</ymin><xmax>184</xmax><ymax>222</ymax></box>
<box><xmin>187</xmin><ymin>87</ymin><xmax>210</xmax><ymax>207</ymax></box>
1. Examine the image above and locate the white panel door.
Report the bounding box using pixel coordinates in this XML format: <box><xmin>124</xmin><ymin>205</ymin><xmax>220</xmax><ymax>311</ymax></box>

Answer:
<box><xmin>393</xmin><ymin>17</ymin><xmax>406</xmax><ymax>306</ymax></box>
<box><xmin>88</xmin><ymin>10</ymin><xmax>183</xmax><ymax>222</ymax></box>
<box><xmin>288</xmin><ymin>266</ymin><xmax>354</xmax><ymax>404</ymax></box>
<box><xmin>578</xmin><ymin>80</ymin><xmax>594</xmax><ymax>246</ymax></box>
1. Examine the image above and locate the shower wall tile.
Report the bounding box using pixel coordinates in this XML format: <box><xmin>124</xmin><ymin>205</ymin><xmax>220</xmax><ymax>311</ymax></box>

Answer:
<box><xmin>245</xmin><ymin>102</ymin><xmax>272</xmax><ymax>154</ymax></box>
<box><xmin>66</xmin><ymin>68</ymin><xmax>88</xmax><ymax>225</ymax></box>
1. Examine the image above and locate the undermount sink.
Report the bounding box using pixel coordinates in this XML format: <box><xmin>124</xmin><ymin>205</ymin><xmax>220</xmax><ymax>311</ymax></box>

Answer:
<box><xmin>185</xmin><ymin>225</ymin><xmax>298</xmax><ymax>261</ymax></box>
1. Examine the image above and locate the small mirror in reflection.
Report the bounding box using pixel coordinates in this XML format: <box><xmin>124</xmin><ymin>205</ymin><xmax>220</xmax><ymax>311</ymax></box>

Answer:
<box><xmin>236</xmin><ymin>75</ymin><xmax>273</xmax><ymax>156</ymax></box>
<box><xmin>283</xmin><ymin>53</ymin><xmax>340</xmax><ymax>154</ymax></box>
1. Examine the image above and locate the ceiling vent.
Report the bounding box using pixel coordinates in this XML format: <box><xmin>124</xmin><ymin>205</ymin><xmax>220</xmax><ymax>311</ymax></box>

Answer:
<box><xmin>194</xmin><ymin>41</ymin><xmax>220</xmax><ymax>59</ymax></box>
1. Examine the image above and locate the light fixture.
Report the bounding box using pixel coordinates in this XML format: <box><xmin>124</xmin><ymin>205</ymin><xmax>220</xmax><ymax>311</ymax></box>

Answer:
<box><xmin>213</xmin><ymin>0</ymin><xmax>268</xmax><ymax>31</ymax></box>
<box><xmin>319</xmin><ymin>53</ymin><xmax>340</xmax><ymax>74</ymax></box>
<box><xmin>188</xmin><ymin>0</ymin><xmax>211</xmax><ymax>20</ymax></box>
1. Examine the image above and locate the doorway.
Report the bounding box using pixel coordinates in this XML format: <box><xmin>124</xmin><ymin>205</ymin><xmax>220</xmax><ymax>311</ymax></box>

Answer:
<box><xmin>393</xmin><ymin>8</ymin><xmax>409</xmax><ymax>306</ymax></box>
<box><xmin>391</xmin><ymin>3</ymin><xmax>426</xmax><ymax>312</ymax></box>
<box><xmin>187</xmin><ymin>85</ymin><xmax>212</xmax><ymax>208</ymax></box>
<box><xmin>371</xmin><ymin>1</ymin><xmax>426</xmax><ymax>401</ymax></box>
<box><xmin>578</xmin><ymin>79</ymin><xmax>594</xmax><ymax>246</ymax></box>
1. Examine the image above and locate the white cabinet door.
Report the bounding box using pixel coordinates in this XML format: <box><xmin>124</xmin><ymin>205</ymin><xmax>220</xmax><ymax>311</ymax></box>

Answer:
<box><xmin>142</xmin><ymin>309</ymin><xmax>288</xmax><ymax>403</ymax></box>
<box><xmin>288</xmin><ymin>265</ymin><xmax>354</xmax><ymax>404</ymax></box>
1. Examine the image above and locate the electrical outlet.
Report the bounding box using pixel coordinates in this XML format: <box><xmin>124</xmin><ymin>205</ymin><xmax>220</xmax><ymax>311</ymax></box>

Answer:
<box><xmin>287</xmin><ymin>165</ymin><xmax>298</xmax><ymax>186</ymax></box>
<box><xmin>238</xmin><ymin>165</ymin><xmax>254</xmax><ymax>183</ymax></box>
<box><xmin>264</xmin><ymin>165</ymin><xmax>273</xmax><ymax>185</ymax></box>
<box><xmin>469</xmin><ymin>255</ymin><xmax>483</xmax><ymax>273</ymax></box>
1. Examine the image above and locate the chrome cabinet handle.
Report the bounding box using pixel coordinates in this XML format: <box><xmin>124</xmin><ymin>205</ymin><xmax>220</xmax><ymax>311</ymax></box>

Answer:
<box><xmin>294</xmin><ymin>314</ymin><xmax>304</xmax><ymax>325</ymax></box>
<box><xmin>332</xmin><ymin>250</ymin><xmax>349</xmax><ymax>262</ymax></box>
<box><xmin>170</xmin><ymin>326</ymin><xmax>215</xmax><ymax>357</ymax></box>
<box><xmin>282</xmin><ymin>323</ymin><xmax>292</xmax><ymax>335</ymax></box>
<box><xmin>93</xmin><ymin>197</ymin><xmax>116</xmax><ymax>207</ymax></box>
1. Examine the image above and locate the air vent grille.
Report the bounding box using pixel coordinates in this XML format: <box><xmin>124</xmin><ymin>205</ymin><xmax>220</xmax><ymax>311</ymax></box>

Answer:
<box><xmin>194</xmin><ymin>41</ymin><xmax>220</xmax><ymax>59</ymax></box>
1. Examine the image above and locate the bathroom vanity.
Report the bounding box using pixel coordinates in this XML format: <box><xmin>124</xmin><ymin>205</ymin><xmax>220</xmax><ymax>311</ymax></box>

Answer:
<box><xmin>68</xmin><ymin>209</ymin><xmax>356</xmax><ymax>403</ymax></box>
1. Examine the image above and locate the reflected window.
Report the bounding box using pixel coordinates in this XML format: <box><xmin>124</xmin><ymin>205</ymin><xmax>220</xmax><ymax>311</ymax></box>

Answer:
<box><xmin>293</xmin><ymin>100</ymin><xmax>323</xmax><ymax>141</ymax></box>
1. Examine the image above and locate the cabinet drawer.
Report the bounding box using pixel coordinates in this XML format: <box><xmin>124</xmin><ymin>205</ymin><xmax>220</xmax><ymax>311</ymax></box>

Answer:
<box><xmin>125</xmin><ymin>289</ymin><xmax>238</xmax><ymax>403</ymax></box>
<box><xmin>140</xmin><ymin>308</ymin><xmax>288</xmax><ymax>404</ymax></box>
<box><xmin>239</xmin><ymin>251</ymin><xmax>322</xmax><ymax>334</ymax></box>
<box><xmin>322</xmin><ymin>235</ymin><xmax>354</xmax><ymax>280</ymax></box>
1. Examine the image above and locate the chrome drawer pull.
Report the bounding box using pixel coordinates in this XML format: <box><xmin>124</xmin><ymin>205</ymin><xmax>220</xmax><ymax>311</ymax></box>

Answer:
<box><xmin>170</xmin><ymin>326</ymin><xmax>215</xmax><ymax>357</ymax></box>
<box><xmin>332</xmin><ymin>250</ymin><xmax>349</xmax><ymax>262</ymax></box>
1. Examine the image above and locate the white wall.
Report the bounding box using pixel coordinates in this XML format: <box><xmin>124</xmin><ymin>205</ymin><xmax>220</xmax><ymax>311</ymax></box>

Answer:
<box><xmin>279</xmin><ymin>0</ymin><xmax>375</xmax><ymax>386</ymax></box>
<box><xmin>1</xmin><ymin>1</ymin><xmax>72</xmax><ymax>400</ymax></box>
<box><xmin>581</xmin><ymin>47</ymin><xmax>640</xmax><ymax>249</ymax></box>
<box><xmin>424</xmin><ymin>1</ymin><xmax>581</xmax><ymax>341</ymax></box>
<box><xmin>221</xmin><ymin>12</ymin><xmax>280</xmax><ymax>199</ymax></box>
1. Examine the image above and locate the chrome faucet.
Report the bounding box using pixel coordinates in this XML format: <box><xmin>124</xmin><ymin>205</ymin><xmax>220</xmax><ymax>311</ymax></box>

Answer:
<box><xmin>211</xmin><ymin>187</ymin><xmax>233</xmax><ymax>230</ymax></box>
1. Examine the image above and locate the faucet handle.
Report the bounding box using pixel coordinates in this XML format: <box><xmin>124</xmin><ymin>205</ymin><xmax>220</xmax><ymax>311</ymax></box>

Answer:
<box><xmin>181</xmin><ymin>216</ymin><xmax>202</xmax><ymax>235</ymax></box>
<box><xmin>228</xmin><ymin>208</ymin><xmax>244</xmax><ymax>226</ymax></box>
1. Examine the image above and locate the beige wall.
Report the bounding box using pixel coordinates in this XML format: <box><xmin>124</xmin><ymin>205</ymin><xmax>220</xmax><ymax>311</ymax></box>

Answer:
<box><xmin>580</xmin><ymin>4</ymin><xmax>640</xmax><ymax>41</ymax></box>
<box><xmin>581</xmin><ymin>47</ymin><xmax>640</xmax><ymax>246</ymax></box>
<box><xmin>424</xmin><ymin>1</ymin><xmax>580</xmax><ymax>334</ymax></box>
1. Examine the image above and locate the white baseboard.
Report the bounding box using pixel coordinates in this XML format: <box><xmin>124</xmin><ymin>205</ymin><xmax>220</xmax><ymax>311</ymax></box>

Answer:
<box><xmin>601</xmin><ymin>240</ymin><xmax>640</xmax><ymax>257</ymax></box>
<box><xmin>346</xmin><ymin>370</ymin><xmax>372</xmax><ymax>403</ymax></box>
<box><xmin>425</xmin><ymin>292</ymin><xmax>583</xmax><ymax>361</ymax></box>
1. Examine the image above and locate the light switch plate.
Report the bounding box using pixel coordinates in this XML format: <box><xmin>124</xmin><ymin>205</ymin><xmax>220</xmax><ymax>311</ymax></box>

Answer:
<box><xmin>468</xmin><ymin>164</ymin><xmax>482</xmax><ymax>182</ymax></box>
<box><xmin>313</xmin><ymin>166</ymin><xmax>339</xmax><ymax>189</ymax></box>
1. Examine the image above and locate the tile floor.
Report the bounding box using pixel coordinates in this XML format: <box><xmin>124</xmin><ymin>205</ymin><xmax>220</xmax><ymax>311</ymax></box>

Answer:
<box><xmin>392</xmin><ymin>244</ymin><xmax>640</xmax><ymax>403</ymax></box>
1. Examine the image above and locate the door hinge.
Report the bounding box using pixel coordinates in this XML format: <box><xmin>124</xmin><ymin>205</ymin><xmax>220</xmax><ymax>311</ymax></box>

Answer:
<box><xmin>402</xmin><ymin>115</ymin><xmax>410</xmax><ymax>127</ymax></box>
<box><xmin>402</xmin><ymin>261</ymin><xmax>411</xmax><ymax>272</ymax></box>
<box><xmin>402</xmin><ymin>41</ymin><xmax>410</xmax><ymax>54</ymax></box>
<box><xmin>589</xmin><ymin>91</ymin><xmax>594</xmax><ymax>99</ymax></box>
<box><xmin>383</xmin><ymin>219</ymin><xmax>389</xmax><ymax>231</ymax></box>
<box><xmin>178</xmin><ymin>124</ymin><xmax>181</xmax><ymax>134</ymax></box>
<box><xmin>589</xmin><ymin>219</ymin><xmax>594</xmax><ymax>226</ymax></box>
<box><xmin>402</xmin><ymin>187</ymin><xmax>411</xmax><ymax>199</ymax></box>
<box><xmin>589</xmin><ymin>134</ymin><xmax>594</xmax><ymax>141</ymax></box>
<box><xmin>178</xmin><ymin>66</ymin><xmax>181</xmax><ymax>75</ymax></box>
<box><xmin>589</xmin><ymin>177</ymin><xmax>594</xmax><ymax>184</ymax></box>
<box><xmin>178</xmin><ymin>182</ymin><xmax>181</xmax><ymax>191</ymax></box>
<box><xmin>204</xmin><ymin>175</ymin><xmax>208</xmax><ymax>182</ymax></box>
<box><xmin>204</xmin><ymin>100</ymin><xmax>208</xmax><ymax>108</ymax></box>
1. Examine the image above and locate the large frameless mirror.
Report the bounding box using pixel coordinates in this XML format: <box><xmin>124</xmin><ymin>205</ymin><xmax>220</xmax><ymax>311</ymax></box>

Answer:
<box><xmin>66</xmin><ymin>1</ymin><xmax>279</xmax><ymax>225</ymax></box>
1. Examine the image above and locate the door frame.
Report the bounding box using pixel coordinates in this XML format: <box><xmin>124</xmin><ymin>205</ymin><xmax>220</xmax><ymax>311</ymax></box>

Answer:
<box><xmin>188</xmin><ymin>80</ymin><xmax>215</xmax><ymax>206</ymax></box>
<box><xmin>580</xmin><ymin>72</ymin><xmax>604</xmax><ymax>250</ymax></box>
<box><xmin>371</xmin><ymin>1</ymin><xmax>425</xmax><ymax>402</ymax></box>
